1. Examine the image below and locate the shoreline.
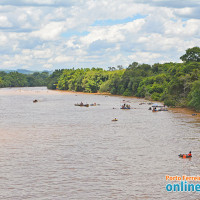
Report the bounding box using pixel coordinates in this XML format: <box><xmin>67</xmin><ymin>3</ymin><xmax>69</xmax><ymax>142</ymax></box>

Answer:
<box><xmin>55</xmin><ymin>89</ymin><xmax>200</xmax><ymax>117</ymax></box>
<box><xmin>0</xmin><ymin>87</ymin><xmax>199</xmax><ymax>119</ymax></box>
<box><xmin>56</xmin><ymin>89</ymin><xmax>149</xmax><ymax>99</ymax></box>
<box><xmin>56</xmin><ymin>89</ymin><xmax>111</xmax><ymax>96</ymax></box>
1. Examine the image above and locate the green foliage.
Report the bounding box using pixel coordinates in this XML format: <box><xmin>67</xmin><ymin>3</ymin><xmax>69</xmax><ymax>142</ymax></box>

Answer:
<box><xmin>180</xmin><ymin>47</ymin><xmax>200</xmax><ymax>63</ymax></box>
<box><xmin>164</xmin><ymin>95</ymin><xmax>176</xmax><ymax>107</ymax></box>
<box><xmin>99</xmin><ymin>80</ymin><xmax>111</xmax><ymax>93</ymax></box>
<box><xmin>0</xmin><ymin>71</ymin><xmax>50</xmax><ymax>88</ymax></box>
<box><xmin>47</xmin><ymin>69</ymin><xmax>64</xmax><ymax>89</ymax></box>
<box><xmin>35</xmin><ymin>47</ymin><xmax>200</xmax><ymax>112</ymax></box>
<box><xmin>0</xmin><ymin>77</ymin><xmax>3</xmax><ymax>87</ymax></box>
<box><xmin>151</xmin><ymin>92</ymin><xmax>161</xmax><ymax>101</ymax></box>
<box><xmin>188</xmin><ymin>81</ymin><xmax>200</xmax><ymax>111</ymax></box>
<box><xmin>27</xmin><ymin>72</ymin><xmax>49</xmax><ymax>87</ymax></box>
<box><xmin>4</xmin><ymin>72</ymin><xmax>28</xmax><ymax>87</ymax></box>
<box><xmin>1</xmin><ymin>47</ymin><xmax>199</xmax><ymax>111</ymax></box>
<box><xmin>82</xmin><ymin>69</ymin><xmax>107</xmax><ymax>93</ymax></box>
<box><xmin>56</xmin><ymin>68</ymin><xmax>110</xmax><ymax>93</ymax></box>
<box><xmin>123</xmin><ymin>89</ymin><xmax>132</xmax><ymax>96</ymax></box>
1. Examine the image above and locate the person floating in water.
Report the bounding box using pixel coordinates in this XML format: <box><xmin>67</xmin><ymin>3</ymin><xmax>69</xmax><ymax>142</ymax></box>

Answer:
<box><xmin>188</xmin><ymin>151</ymin><xmax>192</xmax><ymax>157</ymax></box>
<box><xmin>179</xmin><ymin>151</ymin><xmax>192</xmax><ymax>158</ymax></box>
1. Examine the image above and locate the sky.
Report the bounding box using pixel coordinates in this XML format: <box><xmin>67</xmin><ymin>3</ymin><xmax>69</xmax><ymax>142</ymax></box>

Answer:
<box><xmin>0</xmin><ymin>0</ymin><xmax>200</xmax><ymax>71</ymax></box>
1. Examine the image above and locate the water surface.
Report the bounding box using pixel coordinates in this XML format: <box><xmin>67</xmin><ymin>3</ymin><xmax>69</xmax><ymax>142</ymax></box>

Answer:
<box><xmin>0</xmin><ymin>87</ymin><xmax>199</xmax><ymax>199</ymax></box>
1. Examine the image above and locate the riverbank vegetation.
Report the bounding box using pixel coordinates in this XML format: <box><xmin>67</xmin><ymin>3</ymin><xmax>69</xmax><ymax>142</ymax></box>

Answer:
<box><xmin>0</xmin><ymin>47</ymin><xmax>199</xmax><ymax>111</ymax></box>
<box><xmin>47</xmin><ymin>47</ymin><xmax>200</xmax><ymax>111</ymax></box>
<box><xmin>0</xmin><ymin>71</ymin><xmax>49</xmax><ymax>87</ymax></box>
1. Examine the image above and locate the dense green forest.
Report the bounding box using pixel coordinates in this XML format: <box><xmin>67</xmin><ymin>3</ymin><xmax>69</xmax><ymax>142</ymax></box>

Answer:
<box><xmin>0</xmin><ymin>47</ymin><xmax>199</xmax><ymax>111</ymax></box>
<box><xmin>47</xmin><ymin>47</ymin><xmax>200</xmax><ymax>111</ymax></box>
<box><xmin>0</xmin><ymin>71</ymin><xmax>49</xmax><ymax>87</ymax></box>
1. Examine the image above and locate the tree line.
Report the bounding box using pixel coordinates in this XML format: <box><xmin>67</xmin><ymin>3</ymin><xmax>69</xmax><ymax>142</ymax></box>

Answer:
<box><xmin>47</xmin><ymin>47</ymin><xmax>200</xmax><ymax>111</ymax></box>
<box><xmin>0</xmin><ymin>71</ymin><xmax>49</xmax><ymax>87</ymax></box>
<box><xmin>0</xmin><ymin>47</ymin><xmax>199</xmax><ymax>111</ymax></box>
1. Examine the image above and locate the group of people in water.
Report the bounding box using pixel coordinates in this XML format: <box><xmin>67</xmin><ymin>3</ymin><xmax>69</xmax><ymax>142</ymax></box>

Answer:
<box><xmin>75</xmin><ymin>102</ymin><xmax>98</xmax><ymax>107</ymax></box>
<box><xmin>149</xmin><ymin>106</ymin><xmax>168</xmax><ymax>112</ymax></box>
<box><xmin>179</xmin><ymin>151</ymin><xmax>192</xmax><ymax>158</ymax></box>
<box><xmin>121</xmin><ymin>104</ymin><xmax>130</xmax><ymax>109</ymax></box>
<box><xmin>152</xmin><ymin>107</ymin><xmax>157</xmax><ymax>111</ymax></box>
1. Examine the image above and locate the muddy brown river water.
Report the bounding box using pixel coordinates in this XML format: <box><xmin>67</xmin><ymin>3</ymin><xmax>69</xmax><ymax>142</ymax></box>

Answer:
<box><xmin>0</xmin><ymin>87</ymin><xmax>199</xmax><ymax>200</ymax></box>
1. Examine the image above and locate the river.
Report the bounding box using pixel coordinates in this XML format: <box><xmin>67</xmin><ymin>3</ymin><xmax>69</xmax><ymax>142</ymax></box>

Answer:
<box><xmin>0</xmin><ymin>87</ymin><xmax>199</xmax><ymax>200</ymax></box>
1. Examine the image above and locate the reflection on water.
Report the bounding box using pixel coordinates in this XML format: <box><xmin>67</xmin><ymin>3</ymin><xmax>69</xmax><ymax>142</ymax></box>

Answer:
<box><xmin>0</xmin><ymin>87</ymin><xmax>199</xmax><ymax>200</ymax></box>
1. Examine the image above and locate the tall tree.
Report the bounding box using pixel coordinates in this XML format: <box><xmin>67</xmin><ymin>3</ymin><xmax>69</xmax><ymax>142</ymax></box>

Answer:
<box><xmin>180</xmin><ymin>47</ymin><xmax>200</xmax><ymax>63</ymax></box>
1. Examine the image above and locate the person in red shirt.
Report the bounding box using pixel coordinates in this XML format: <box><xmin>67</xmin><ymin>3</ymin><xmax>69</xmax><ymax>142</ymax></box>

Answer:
<box><xmin>188</xmin><ymin>151</ymin><xmax>192</xmax><ymax>157</ymax></box>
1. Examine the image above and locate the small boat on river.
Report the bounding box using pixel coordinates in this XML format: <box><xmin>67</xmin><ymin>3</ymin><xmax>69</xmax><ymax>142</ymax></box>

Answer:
<box><xmin>121</xmin><ymin>104</ymin><xmax>131</xmax><ymax>109</ymax></box>
<box><xmin>75</xmin><ymin>103</ymin><xmax>89</xmax><ymax>107</ymax></box>
<box><xmin>151</xmin><ymin>103</ymin><xmax>168</xmax><ymax>112</ymax></box>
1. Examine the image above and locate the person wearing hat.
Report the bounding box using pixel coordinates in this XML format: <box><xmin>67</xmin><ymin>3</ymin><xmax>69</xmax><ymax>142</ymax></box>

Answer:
<box><xmin>188</xmin><ymin>151</ymin><xmax>192</xmax><ymax>157</ymax></box>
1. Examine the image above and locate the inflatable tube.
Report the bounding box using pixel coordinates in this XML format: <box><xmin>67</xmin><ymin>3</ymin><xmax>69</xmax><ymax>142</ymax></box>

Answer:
<box><xmin>179</xmin><ymin>154</ymin><xmax>192</xmax><ymax>158</ymax></box>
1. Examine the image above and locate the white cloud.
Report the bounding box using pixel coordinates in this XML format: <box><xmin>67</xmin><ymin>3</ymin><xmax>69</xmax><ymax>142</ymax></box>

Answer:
<box><xmin>43</xmin><ymin>63</ymin><xmax>53</xmax><ymax>69</ymax></box>
<box><xmin>0</xmin><ymin>33</ymin><xmax>8</xmax><ymax>44</ymax></box>
<box><xmin>80</xmin><ymin>18</ymin><xmax>145</xmax><ymax>47</ymax></box>
<box><xmin>31</xmin><ymin>21</ymin><xmax>65</xmax><ymax>40</ymax></box>
<box><xmin>164</xmin><ymin>19</ymin><xmax>200</xmax><ymax>37</ymax></box>
<box><xmin>0</xmin><ymin>16</ymin><xmax>12</xmax><ymax>27</ymax></box>
<box><xmin>53</xmin><ymin>55</ymin><xmax>74</xmax><ymax>63</ymax></box>
<box><xmin>22</xmin><ymin>49</ymin><xmax>53</xmax><ymax>59</ymax></box>
<box><xmin>175</xmin><ymin>7</ymin><xmax>193</xmax><ymax>16</ymax></box>
<box><xmin>128</xmin><ymin>52</ymin><xmax>161</xmax><ymax>64</ymax></box>
<box><xmin>0</xmin><ymin>0</ymin><xmax>78</xmax><ymax>7</ymax></box>
<box><xmin>0</xmin><ymin>0</ymin><xmax>199</xmax><ymax>70</ymax></box>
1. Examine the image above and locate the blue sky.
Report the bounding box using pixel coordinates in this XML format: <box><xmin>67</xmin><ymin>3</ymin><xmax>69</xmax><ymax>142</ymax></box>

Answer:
<box><xmin>0</xmin><ymin>0</ymin><xmax>199</xmax><ymax>70</ymax></box>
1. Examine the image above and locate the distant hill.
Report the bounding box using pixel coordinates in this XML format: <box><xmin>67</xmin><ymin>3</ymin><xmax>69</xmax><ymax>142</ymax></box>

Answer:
<box><xmin>16</xmin><ymin>69</ymin><xmax>35</xmax><ymax>74</ymax></box>
<box><xmin>0</xmin><ymin>69</ymin><xmax>52</xmax><ymax>74</ymax></box>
